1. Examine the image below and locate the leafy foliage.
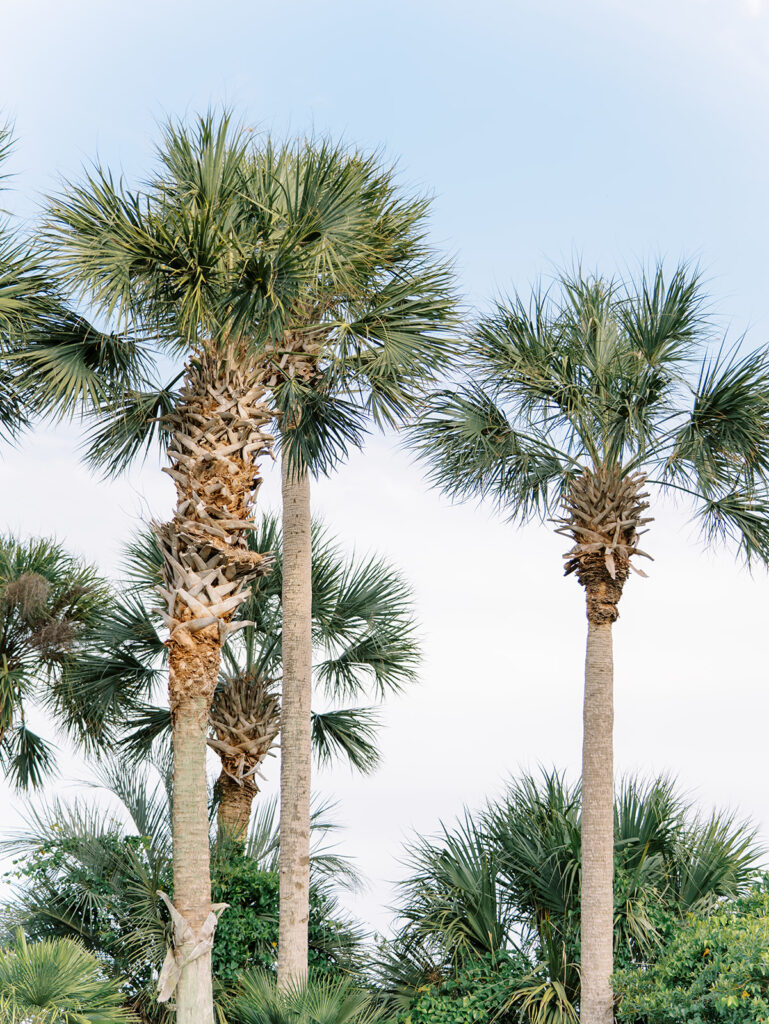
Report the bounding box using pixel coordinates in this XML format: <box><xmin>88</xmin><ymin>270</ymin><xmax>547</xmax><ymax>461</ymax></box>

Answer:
<box><xmin>0</xmin><ymin>929</ymin><xmax>136</xmax><ymax>1023</ymax></box>
<box><xmin>382</xmin><ymin>771</ymin><xmax>760</xmax><ymax>1022</ymax></box>
<box><xmin>409</xmin><ymin>265</ymin><xmax>769</xmax><ymax>563</ymax></box>
<box><xmin>226</xmin><ymin>970</ymin><xmax>393</xmax><ymax>1024</ymax></box>
<box><xmin>394</xmin><ymin>952</ymin><xmax>528</xmax><ymax>1024</ymax></box>
<box><xmin>615</xmin><ymin>875</ymin><xmax>769</xmax><ymax>1023</ymax></box>
<box><xmin>0</xmin><ymin>534</ymin><xmax>113</xmax><ymax>787</ymax></box>
<box><xmin>0</xmin><ymin>762</ymin><xmax>365</xmax><ymax>1021</ymax></box>
<box><xmin>211</xmin><ymin>855</ymin><xmax>365</xmax><ymax>986</ymax></box>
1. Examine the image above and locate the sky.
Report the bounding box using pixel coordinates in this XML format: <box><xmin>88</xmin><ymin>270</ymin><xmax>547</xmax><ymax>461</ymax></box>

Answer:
<box><xmin>2</xmin><ymin>0</ymin><xmax>769</xmax><ymax>933</ymax></box>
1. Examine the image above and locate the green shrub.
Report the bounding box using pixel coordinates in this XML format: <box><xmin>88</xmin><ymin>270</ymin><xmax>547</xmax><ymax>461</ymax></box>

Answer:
<box><xmin>615</xmin><ymin>876</ymin><xmax>769</xmax><ymax>1023</ymax></box>
<box><xmin>396</xmin><ymin>952</ymin><xmax>528</xmax><ymax>1024</ymax></box>
<box><xmin>212</xmin><ymin>854</ymin><xmax>364</xmax><ymax>984</ymax></box>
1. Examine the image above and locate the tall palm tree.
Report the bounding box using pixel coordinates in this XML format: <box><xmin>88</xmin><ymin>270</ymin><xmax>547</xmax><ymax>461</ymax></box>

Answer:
<box><xmin>408</xmin><ymin>265</ymin><xmax>769</xmax><ymax>1024</ymax></box>
<box><xmin>73</xmin><ymin>515</ymin><xmax>418</xmax><ymax>841</ymax></box>
<box><xmin>251</xmin><ymin>142</ymin><xmax>456</xmax><ymax>987</ymax></box>
<box><xmin>45</xmin><ymin>114</ymin><xmax>385</xmax><ymax>1021</ymax></box>
<box><xmin>0</xmin><ymin>534</ymin><xmax>112</xmax><ymax>788</ymax></box>
<box><xmin>48</xmin><ymin>118</ymin><xmax>455</xmax><ymax>995</ymax></box>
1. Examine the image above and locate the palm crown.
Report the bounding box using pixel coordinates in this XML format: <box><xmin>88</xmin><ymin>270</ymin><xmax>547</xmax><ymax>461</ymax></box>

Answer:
<box><xmin>66</xmin><ymin>515</ymin><xmax>419</xmax><ymax>828</ymax></box>
<box><xmin>0</xmin><ymin>535</ymin><xmax>111</xmax><ymax>789</ymax></box>
<box><xmin>411</xmin><ymin>265</ymin><xmax>769</xmax><ymax>567</ymax></box>
<box><xmin>45</xmin><ymin>113</ymin><xmax>457</xmax><ymax>477</ymax></box>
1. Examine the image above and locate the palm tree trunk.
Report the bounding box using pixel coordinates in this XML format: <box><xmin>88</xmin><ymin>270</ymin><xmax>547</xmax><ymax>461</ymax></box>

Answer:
<box><xmin>580</xmin><ymin>613</ymin><xmax>615</xmax><ymax>1024</ymax></box>
<box><xmin>217</xmin><ymin>770</ymin><xmax>258</xmax><ymax>842</ymax></box>
<box><xmin>278</xmin><ymin>454</ymin><xmax>313</xmax><ymax>988</ymax></box>
<box><xmin>169</xmin><ymin>672</ymin><xmax>218</xmax><ymax>1024</ymax></box>
<box><xmin>155</xmin><ymin>351</ymin><xmax>274</xmax><ymax>1022</ymax></box>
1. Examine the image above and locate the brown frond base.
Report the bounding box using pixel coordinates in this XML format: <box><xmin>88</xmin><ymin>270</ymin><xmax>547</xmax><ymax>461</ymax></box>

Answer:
<box><xmin>155</xmin><ymin>350</ymin><xmax>276</xmax><ymax>696</ymax></box>
<box><xmin>208</xmin><ymin>674</ymin><xmax>281</xmax><ymax>784</ymax></box>
<box><xmin>576</xmin><ymin>551</ymin><xmax>629</xmax><ymax>624</ymax></box>
<box><xmin>553</xmin><ymin>466</ymin><xmax>654</xmax><ymax>624</ymax></box>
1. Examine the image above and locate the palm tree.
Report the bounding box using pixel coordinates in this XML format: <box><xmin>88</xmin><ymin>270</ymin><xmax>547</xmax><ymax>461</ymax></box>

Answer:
<box><xmin>75</xmin><ymin>515</ymin><xmax>418</xmax><ymax>842</ymax></box>
<box><xmin>240</xmin><ymin>141</ymin><xmax>457</xmax><ymax>987</ymax></box>
<box><xmin>408</xmin><ymin>265</ymin><xmax>769</xmax><ymax>1024</ymax></box>
<box><xmin>384</xmin><ymin>769</ymin><xmax>759</xmax><ymax>1022</ymax></box>
<box><xmin>0</xmin><ymin>930</ymin><xmax>137</xmax><ymax>1024</ymax></box>
<box><xmin>45</xmin><ymin>114</ymin><xmax>378</xmax><ymax>1021</ymax></box>
<box><xmin>46</xmin><ymin>111</ymin><xmax>453</xmax><ymax>1006</ymax></box>
<box><xmin>0</xmin><ymin>534</ymin><xmax>112</xmax><ymax>788</ymax></box>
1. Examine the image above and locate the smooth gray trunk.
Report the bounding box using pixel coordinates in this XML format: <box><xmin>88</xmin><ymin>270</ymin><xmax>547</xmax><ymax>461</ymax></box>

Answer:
<box><xmin>277</xmin><ymin>455</ymin><xmax>313</xmax><ymax>988</ymax></box>
<box><xmin>580</xmin><ymin>617</ymin><xmax>615</xmax><ymax>1024</ymax></box>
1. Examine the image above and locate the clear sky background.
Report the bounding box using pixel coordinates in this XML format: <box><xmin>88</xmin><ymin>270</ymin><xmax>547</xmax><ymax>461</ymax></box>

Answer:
<box><xmin>2</xmin><ymin>0</ymin><xmax>769</xmax><ymax>932</ymax></box>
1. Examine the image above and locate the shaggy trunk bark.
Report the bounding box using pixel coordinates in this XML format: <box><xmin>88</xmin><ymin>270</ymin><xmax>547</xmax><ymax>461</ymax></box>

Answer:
<box><xmin>216</xmin><ymin>770</ymin><xmax>258</xmax><ymax>842</ymax></box>
<box><xmin>580</xmin><ymin>610</ymin><xmax>615</xmax><ymax>1024</ymax></box>
<box><xmin>154</xmin><ymin>350</ymin><xmax>273</xmax><ymax>1023</ymax></box>
<box><xmin>278</xmin><ymin>455</ymin><xmax>313</xmax><ymax>988</ymax></box>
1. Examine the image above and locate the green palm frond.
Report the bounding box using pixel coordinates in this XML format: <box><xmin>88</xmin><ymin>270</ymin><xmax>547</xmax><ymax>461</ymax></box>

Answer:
<box><xmin>0</xmin><ymin>534</ymin><xmax>115</xmax><ymax>787</ymax></box>
<box><xmin>409</xmin><ymin>262</ymin><xmax>769</xmax><ymax>563</ymax></box>
<box><xmin>0</xmin><ymin>931</ymin><xmax>137</xmax><ymax>1024</ymax></box>
<box><xmin>226</xmin><ymin>970</ymin><xmax>391</xmax><ymax>1024</ymax></box>
<box><xmin>311</xmin><ymin>707</ymin><xmax>381</xmax><ymax>774</ymax></box>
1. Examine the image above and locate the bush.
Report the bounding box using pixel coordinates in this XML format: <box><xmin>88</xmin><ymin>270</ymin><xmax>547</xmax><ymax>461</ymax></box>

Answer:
<box><xmin>211</xmin><ymin>854</ymin><xmax>364</xmax><ymax>984</ymax></box>
<box><xmin>396</xmin><ymin>952</ymin><xmax>528</xmax><ymax>1024</ymax></box>
<box><xmin>615</xmin><ymin>875</ymin><xmax>769</xmax><ymax>1023</ymax></box>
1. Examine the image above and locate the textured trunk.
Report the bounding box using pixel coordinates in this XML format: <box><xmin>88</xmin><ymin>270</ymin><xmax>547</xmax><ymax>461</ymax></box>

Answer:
<box><xmin>580</xmin><ymin>612</ymin><xmax>615</xmax><ymax>1024</ymax></box>
<box><xmin>216</xmin><ymin>769</ymin><xmax>258</xmax><ymax>842</ymax></box>
<box><xmin>277</xmin><ymin>455</ymin><xmax>313</xmax><ymax>988</ymax></box>
<box><xmin>170</xmin><ymin>669</ymin><xmax>217</xmax><ymax>1024</ymax></box>
<box><xmin>154</xmin><ymin>351</ymin><xmax>274</xmax><ymax>1021</ymax></box>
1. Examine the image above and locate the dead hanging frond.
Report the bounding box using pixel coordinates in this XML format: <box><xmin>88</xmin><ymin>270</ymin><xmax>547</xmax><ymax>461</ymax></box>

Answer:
<box><xmin>155</xmin><ymin>350</ymin><xmax>276</xmax><ymax>653</ymax></box>
<box><xmin>208</xmin><ymin>674</ymin><xmax>281</xmax><ymax>789</ymax></box>
<box><xmin>3</xmin><ymin>573</ymin><xmax>50</xmax><ymax>620</ymax></box>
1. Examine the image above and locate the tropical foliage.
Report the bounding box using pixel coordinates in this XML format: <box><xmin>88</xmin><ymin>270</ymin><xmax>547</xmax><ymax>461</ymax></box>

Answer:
<box><xmin>0</xmin><ymin>534</ymin><xmax>111</xmax><ymax>788</ymax></box>
<box><xmin>226</xmin><ymin>971</ymin><xmax>394</xmax><ymax>1024</ymax></box>
<box><xmin>382</xmin><ymin>771</ymin><xmax>760</xmax><ymax>1022</ymax></box>
<box><xmin>1</xmin><ymin>760</ymin><xmax>365</xmax><ymax>1022</ymax></box>
<box><xmin>615</xmin><ymin>875</ymin><xmax>769</xmax><ymax>1023</ymax></box>
<box><xmin>0</xmin><ymin>929</ymin><xmax>136</xmax><ymax>1024</ymax></box>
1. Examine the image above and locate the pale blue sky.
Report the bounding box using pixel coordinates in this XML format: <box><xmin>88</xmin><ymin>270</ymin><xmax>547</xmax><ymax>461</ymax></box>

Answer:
<box><xmin>3</xmin><ymin>0</ymin><xmax>769</xmax><ymax>931</ymax></box>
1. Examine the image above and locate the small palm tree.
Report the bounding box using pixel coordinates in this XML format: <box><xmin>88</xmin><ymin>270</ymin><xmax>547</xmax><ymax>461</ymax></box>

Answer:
<box><xmin>0</xmin><ymin>534</ymin><xmax>111</xmax><ymax>788</ymax></box>
<box><xmin>0</xmin><ymin>930</ymin><xmax>136</xmax><ymax>1024</ymax></box>
<box><xmin>69</xmin><ymin>515</ymin><xmax>418</xmax><ymax>841</ymax></box>
<box><xmin>226</xmin><ymin>971</ymin><xmax>393</xmax><ymax>1024</ymax></box>
<box><xmin>409</xmin><ymin>265</ymin><xmax>769</xmax><ymax>1024</ymax></box>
